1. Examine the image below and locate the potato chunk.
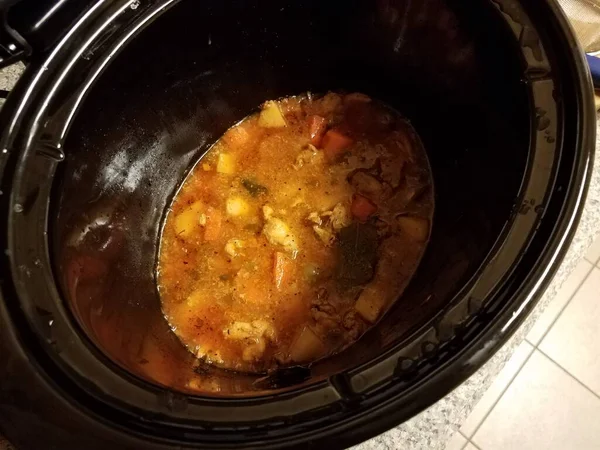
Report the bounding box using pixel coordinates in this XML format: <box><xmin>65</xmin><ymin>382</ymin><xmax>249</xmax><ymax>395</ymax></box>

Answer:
<box><xmin>290</xmin><ymin>326</ymin><xmax>325</xmax><ymax>362</ymax></box>
<box><xmin>226</xmin><ymin>197</ymin><xmax>250</xmax><ymax>216</ymax></box>
<box><xmin>216</xmin><ymin>153</ymin><xmax>235</xmax><ymax>174</ymax></box>
<box><xmin>174</xmin><ymin>201</ymin><xmax>204</xmax><ymax>237</ymax></box>
<box><xmin>355</xmin><ymin>286</ymin><xmax>385</xmax><ymax>323</ymax></box>
<box><xmin>258</xmin><ymin>101</ymin><xmax>287</xmax><ymax>128</ymax></box>
<box><xmin>397</xmin><ymin>216</ymin><xmax>429</xmax><ymax>242</ymax></box>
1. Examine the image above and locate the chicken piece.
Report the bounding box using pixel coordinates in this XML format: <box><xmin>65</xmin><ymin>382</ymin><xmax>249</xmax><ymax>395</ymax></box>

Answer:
<box><xmin>330</xmin><ymin>203</ymin><xmax>351</xmax><ymax>230</ymax></box>
<box><xmin>263</xmin><ymin>205</ymin><xmax>274</xmax><ymax>220</ymax></box>
<box><xmin>294</xmin><ymin>145</ymin><xmax>325</xmax><ymax>169</ymax></box>
<box><xmin>225</xmin><ymin>320</ymin><xmax>276</xmax><ymax>340</ymax></box>
<box><xmin>313</xmin><ymin>225</ymin><xmax>334</xmax><ymax>246</ymax></box>
<box><xmin>224</xmin><ymin>239</ymin><xmax>244</xmax><ymax>257</ymax></box>
<box><xmin>307</xmin><ymin>211</ymin><xmax>322</xmax><ymax>225</ymax></box>
<box><xmin>223</xmin><ymin>320</ymin><xmax>276</xmax><ymax>362</ymax></box>
<box><xmin>263</xmin><ymin>213</ymin><xmax>298</xmax><ymax>254</ymax></box>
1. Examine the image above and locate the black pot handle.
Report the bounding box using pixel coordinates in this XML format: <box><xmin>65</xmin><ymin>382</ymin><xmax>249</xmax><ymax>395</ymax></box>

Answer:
<box><xmin>0</xmin><ymin>0</ymin><xmax>92</xmax><ymax>69</ymax></box>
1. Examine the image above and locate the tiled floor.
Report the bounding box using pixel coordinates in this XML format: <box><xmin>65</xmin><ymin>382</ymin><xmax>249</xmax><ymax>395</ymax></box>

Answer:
<box><xmin>447</xmin><ymin>237</ymin><xmax>600</xmax><ymax>450</ymax></box>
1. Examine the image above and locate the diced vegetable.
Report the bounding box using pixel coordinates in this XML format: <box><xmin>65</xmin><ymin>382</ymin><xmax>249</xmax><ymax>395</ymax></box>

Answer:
<box><xmin>241</xmin><ymin>178</ymin><xmax>268</xmax><ymax>197</ymax></box>
<box><xmin>203</xmin><ymin>206</ymin><xmax>222</xmax><ymax>241</ymax></box>
<box><xmin>226</xmin><ymin>197</ymin><xmax>251</xmax><ymax>216</ymax></box>
<box><xmin>351</xmin><ymin>194</ymin><xmax>378</xmax><ymax>222</ymax></box>
<box><xmin>223</xmin><ymin>125</ymin><xmax>250</xmax><ymax>149</ymax></box>
<box><xmin>263</xmin><ymin>216</ymin><xmax>298</xmax><ymax>254</ymax></box>
<box><xmin>217</xmin><ymin>153</ymin><xmax>235</xmax><ymax>174</ymax></box>
<box><xmin>355</xmin><ymin>286</ymin><xmax>385</xmax><ymax>323</ymax></box>
<box><xmin>202</xmin><ymin>163</ymin><xmax>211</xmax><ymax>171</ymax></box>
<box><xmin>321</xmin><ymin>129</ymin><xmax>353</xmax><ymax>161</ymax></box>
<box><xmin>290</xmin><ymin>326</ymin><xmax>325</xmax><ymax>362</ymax></box>
<box><xmin>258</xmin><ymin>101</ymin><xmax>287</xmax><ymax>128</ymax></box>
<box><xmin>308</xmin><ymin>115</ymin><xmax>327</xmax><ymax>147</ymax></box>
<box><xmin>397</xmin><ymin>216</ymin><xmax>429</xmax><ymax>242</ymax></box>
<box><xmin>273</xmin><ymin>252</ymin><xmax>295</xmax><ymax>290</ymax></box>
<box><xmin>174</xmin><ymin>201</ymin><xmax>204</xmax><ymax>237</ymax></box>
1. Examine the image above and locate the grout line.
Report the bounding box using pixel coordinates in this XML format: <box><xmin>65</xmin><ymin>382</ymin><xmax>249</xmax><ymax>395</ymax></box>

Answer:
<box><xmin>536</xmin><ymin>348</ymin><xmax>600</xmax><ymax>403</ymax></box>
<box><xmin>454</xmin><ymin>263</ymin><xmax>597</xmax><ymax>448</ymax></box>
<box><xmin>460</xmin><ymin>438</ymin><xmax>469</xmax><ymax>450</ymax></box>
<box><xmin>469</xmin><ymin>440</ymin><xmax>483</xmax><ymax>450</ymax></box>
<box><xmin>532</xmin><ymin>263</ymin><xmax>595</xmax><ymax>347</ymax></box>
<box><xmin>458</xmin><ymin>430</ymin><xmax>469</xmax><ymax>441</ymax></box>
<box><xmin>465</xmin><ymin>341</ymin><xmax>536</xmax><ymax>441</ymax></box>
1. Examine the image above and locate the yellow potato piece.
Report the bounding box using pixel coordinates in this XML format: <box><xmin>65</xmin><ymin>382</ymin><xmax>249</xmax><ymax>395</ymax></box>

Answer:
<box><xmin>290</xmin><ymin>326</ymin><xmax>325</xmax><ymax>362</ymax></box>
<box><xmin>226</xmin><ymin>197</ymin><xmax>250</xmax><ymax>216</ymax></box>
<box><xmin>174</xmin><ymin>201</ymin><xmax>204</xmax><ymax>237</ymax></box>
<box><xmin>258</xmin><ymin>101</ymin><xmax>287</xmax><ymax>128</ymax></box>
<box><xmin>216</xmin><ymin>153</ymin><xmax>235</xmax><ymax>174</ymax></box>
<box><xmin>355</xmin><ymin>286</ymin><xmax>386</xmax><ymax>323</ymax></box>
<box><xmin>397</xmin><ymin>216</ymin><xmax>429</xmax><ymax>242</ymax></box>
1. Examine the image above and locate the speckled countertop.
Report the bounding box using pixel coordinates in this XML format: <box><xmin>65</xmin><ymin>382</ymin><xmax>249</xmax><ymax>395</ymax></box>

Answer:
<box><xmin>1</xmin><ymin>64</ymin><xmax>599</xmax><ymax>450</ymax></box>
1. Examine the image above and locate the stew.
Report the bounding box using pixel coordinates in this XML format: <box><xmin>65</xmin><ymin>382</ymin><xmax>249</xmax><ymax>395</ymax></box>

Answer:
<box><xmin>157</xmin><ymin>92</ymin><xmax>434</xmax><ymax>373</ymax></box>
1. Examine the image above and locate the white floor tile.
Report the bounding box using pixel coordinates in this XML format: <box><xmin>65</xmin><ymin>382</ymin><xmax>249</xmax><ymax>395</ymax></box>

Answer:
<box><xmin>526</xmin><ymin>259</ymin><xmax>592</xmax><ymax>345</ymax></box>
<box><xmin>445</xmin><ymin>431</ymin><xmax>467</xmax><ymax>450</ymax></box>
<box><xmin>585</xmin><ymin>236</ymin><xmax>600</xmax><ymax>265</ymax></box>
<box><xmin>540</xmin><ymin>267</ymin><xmax>600</xmax><ymax>396</ymax></box>
<box><xmin>473</xmin><ymin>350</ymin><xmax>600</xmax><ymax>450</ymax></box>
<box><xmin>464</xmin><ymin>444</ymin><xmax>479</xmax><ymax>450</ymax></box>
<box><xmin>460</xmin><ymin>341</ymin><xmax>533</xmax><ymax>437</ymax></box>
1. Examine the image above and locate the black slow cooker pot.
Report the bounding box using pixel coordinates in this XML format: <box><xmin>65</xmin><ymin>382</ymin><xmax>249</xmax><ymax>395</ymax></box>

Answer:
<box><xmin>0</xmin><ymin>0</ymin><xmax>595</xmax><ymax>448</ymax></box>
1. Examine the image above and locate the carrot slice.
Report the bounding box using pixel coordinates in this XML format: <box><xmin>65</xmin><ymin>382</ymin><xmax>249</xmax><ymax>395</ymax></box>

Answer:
<box><xmin>273</xmin><ymin>251</ymin><xmax>295</xmax><ymax>291</ymax></box>
<box><xmin>322</xmin><ymin>129</ymin><xmax>353</xmax><ymax>161</ymax></box>
<box><xmin>351</xmin><ymin>194</ymin><xmax>377</xmax><ymax>222</ymax></box>
<box><xmin>308</xmin><ymin>115</ymin><xmax>327</xmax><ymax>147</ymax></box>
<box><xmin>203</xmin><ymin>206</ymin><xmax>222</xmax><ymax>241</ymax></box>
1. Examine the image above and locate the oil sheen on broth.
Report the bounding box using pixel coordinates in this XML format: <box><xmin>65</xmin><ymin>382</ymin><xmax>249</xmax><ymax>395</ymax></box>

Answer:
<box><xmin>157</xmin><ymin>92</ymin><xmax>434</xmax><ymax>373</ymax></box>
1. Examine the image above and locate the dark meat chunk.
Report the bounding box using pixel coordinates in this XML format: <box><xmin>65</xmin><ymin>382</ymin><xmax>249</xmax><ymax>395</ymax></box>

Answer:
<box><xmin>311</xmin><ymin>291</ymin><xmax>342</xmax><ymax>336</ymax></box>
<box><xmin>342</xmin><ymin>310</ymin><xmax>364</xmax><ymax>341</ymax></box>
<box><xmin>349</xmin><ymin>170</ymin><xmax>386</xmax><ymax>199</ymax></box>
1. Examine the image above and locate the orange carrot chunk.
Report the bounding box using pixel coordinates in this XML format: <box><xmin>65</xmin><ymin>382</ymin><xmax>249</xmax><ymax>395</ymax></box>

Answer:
<box><xmin>351</xmin><ymin>194</ymin><xmax>377</xmax><ymax>222</ymax></box>
<box><xmin>308</xmin><ymin>115</ymin><xmax>327</xmax><ymax>147</ymax></box>
<box><xmin>322</xmin><ymin>129</ymin><xmax>353</xmax><ymax>161</ymax></box>
<box><xmin>273</xmin><ymin>251</ymin><xmax>295</xmax><ymax>291</ymax></box>
<box><xmin>203</xmin><ymin>207</ymin><xmax>222</xmax><ymax>241</ymax></box>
